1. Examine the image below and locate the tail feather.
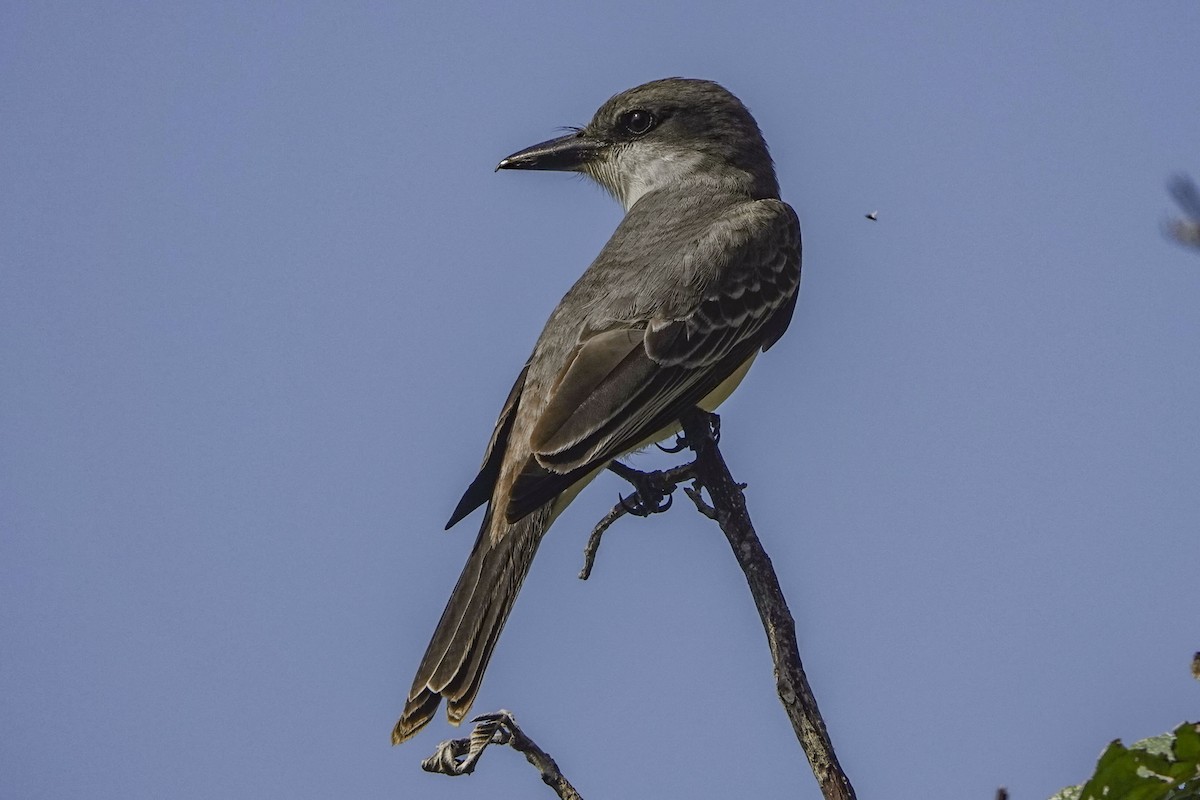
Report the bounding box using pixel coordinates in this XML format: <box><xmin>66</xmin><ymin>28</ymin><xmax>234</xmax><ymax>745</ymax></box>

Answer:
<box><xmin>392</xmin><ymin>507</ymin><xmax>548</xmax><ymax>744</ymax></box>
<box><xmin>442</xmin><ymin>587</ymin><xmax>503</xmax><ymax>696</ymax></box>
<box><xmin>414</xmin><ymin>514</ymin><xmax>493</xmax><ymax>692</ymax></box>
<box><xmin>393</xmin><ymin>689</ymin><xmax>440</xmax><ymax>744</ymax></box>
<box><xmin>445</xmin><ymin>598</ymin><xmax>508</xmax><ymax>723</ymax></box>
<box><xmin>430</xmin><ymin>532</ymin><xmax>530</xmax><ymax>693</ymax></box>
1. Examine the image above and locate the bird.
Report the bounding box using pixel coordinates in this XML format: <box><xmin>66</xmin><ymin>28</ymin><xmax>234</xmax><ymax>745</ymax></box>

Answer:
<box><xmin>865</xmin><ymin>211</ymin><xmax>877</xmax><ymax>221</ymax></box>
<box><xmin>393</xmin><ymin>78</ymin><xmax>802</xmax><ymax>744</ymax></box>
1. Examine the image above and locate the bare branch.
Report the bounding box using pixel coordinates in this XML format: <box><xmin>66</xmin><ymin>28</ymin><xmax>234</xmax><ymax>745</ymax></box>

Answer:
<box><xmin>421</xmin><ymin>711</ymin><xmax>584</xmax><ymax>800</ymax></box>
<box><xmin>678</xmin><ymin>407</ymin><xmax>857</xmax><ymax>800</ymax></box>
<box><xmin>593</xmin><ymin>410</ymin><xmax>856</xmax><ymax>799</ymax></box>
<box><xmin>579</xmin><ymin>500</ymin><xmax>630</xmax><ymax>580</ymax></box>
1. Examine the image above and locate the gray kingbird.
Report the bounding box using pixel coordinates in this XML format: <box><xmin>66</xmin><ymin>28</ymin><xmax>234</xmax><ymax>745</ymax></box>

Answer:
<box><xmin>394</xmin><ymin>77</ymin><xmax>802</xmax><ymax>743</ymax></box>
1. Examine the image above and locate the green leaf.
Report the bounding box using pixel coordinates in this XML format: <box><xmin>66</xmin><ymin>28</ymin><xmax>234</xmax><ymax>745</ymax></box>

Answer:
<box><xmin>1073</xmin><ymin>723</ymin><xmax>1200</xmax><ymax>800</ymax></box>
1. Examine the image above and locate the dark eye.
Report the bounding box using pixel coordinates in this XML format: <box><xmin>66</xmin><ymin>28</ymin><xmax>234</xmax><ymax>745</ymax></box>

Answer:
<box><xmin>620</xmin><ymin>109</ymin><xmax>656</xmax><ymax>136</ymax></box>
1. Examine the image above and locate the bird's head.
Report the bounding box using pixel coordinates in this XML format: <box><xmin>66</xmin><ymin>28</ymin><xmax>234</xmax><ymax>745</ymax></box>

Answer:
<box><xmin>497</xmin><ymin>78</ymin><xmax>779</xmax><ymax>210</ymax></box>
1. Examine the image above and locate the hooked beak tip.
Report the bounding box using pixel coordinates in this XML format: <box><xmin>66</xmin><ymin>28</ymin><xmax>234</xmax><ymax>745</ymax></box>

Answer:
<box><xmin>495</xmin><ymin>131</ymin><xmax>602</xmax><ymax>174</ymax></box>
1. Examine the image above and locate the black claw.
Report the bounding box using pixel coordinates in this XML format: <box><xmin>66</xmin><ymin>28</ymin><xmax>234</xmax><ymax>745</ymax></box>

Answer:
<box><xmin>619</xmin><ymin>492</ymin><xmax>647</xmax><ymax>516</ymax></box>
<box><xmin>656</xmin><ymin>435</ymin><xmax>688</xmax><ymax>454</ymax></box>
<box><xmin>618</xmin><ymin>483</ymin><xmax>675</xmax><ymax>517</ymax></box>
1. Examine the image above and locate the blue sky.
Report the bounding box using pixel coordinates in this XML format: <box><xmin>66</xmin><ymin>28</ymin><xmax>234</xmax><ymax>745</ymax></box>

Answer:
<box><xmin>3</xmin><ymin>3</ymin><xmax>1198</xmax><ymax>799</ymax></box>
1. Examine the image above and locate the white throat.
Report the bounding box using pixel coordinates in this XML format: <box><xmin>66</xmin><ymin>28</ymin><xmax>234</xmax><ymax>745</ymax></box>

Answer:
<box><xmin>607</xmin><ymin>145</ymin><xmax>708</xmax><ymax>211</ymax></box>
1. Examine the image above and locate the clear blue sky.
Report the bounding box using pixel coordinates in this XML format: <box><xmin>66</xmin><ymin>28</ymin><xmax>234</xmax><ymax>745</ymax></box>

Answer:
<box><xmin>3</xmin><ymin>3</ymin><xmax>1198</xmax><ymax>799</ymax></box>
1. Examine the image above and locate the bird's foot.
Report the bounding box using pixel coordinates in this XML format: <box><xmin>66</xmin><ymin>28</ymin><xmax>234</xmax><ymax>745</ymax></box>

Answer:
<box><xmin>608</xmin><ymin>461</ymin><xmax>676</xmax><ymax>517</ymax></box>
<box><xmin>656</xmin><ymin>410</ymin><xmax>721</xmax><ymax>454</ymax></box>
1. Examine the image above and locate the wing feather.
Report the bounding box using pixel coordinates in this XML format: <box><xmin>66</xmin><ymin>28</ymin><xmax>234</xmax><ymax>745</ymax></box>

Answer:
<box><xmin>504</xmin><ymin>200</ymin><xmax>801</xmax><ymax>520</ymax></box>
<box><xmin>445</xmin><ymin>361</ymin><xmax>530</xmax><ymax>529</ymax></box>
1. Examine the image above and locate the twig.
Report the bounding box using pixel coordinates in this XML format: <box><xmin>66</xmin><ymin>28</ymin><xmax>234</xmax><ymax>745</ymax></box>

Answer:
<box><xmin>678</xmin><ymin>407</ymin><xmax>857</xmax><ymax>800</ymax></box>
<box><xmin>579</xmin><ymin>502</ymin><xmax>630</xmax><ymax>579</ymax></box>
<box><xmin>421</xmin><ymin>710</ymin><xmax>584</xmax><ymax>800</ymax></box>
<box><xmin>682</xmin><ymin>484</ymin><xmax>718</xmax><ymax>519</ymax></box>
<box><xmin>579</xmin><ymin>461</ymin><xmax>698</xmax><ymax>580</ymax></box>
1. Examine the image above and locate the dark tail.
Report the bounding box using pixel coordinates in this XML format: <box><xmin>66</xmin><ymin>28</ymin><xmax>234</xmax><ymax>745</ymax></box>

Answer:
<box><xmin>392</xmin><ymin>507</ymin><xmax>548</xmax><ymax>744</ymax></box>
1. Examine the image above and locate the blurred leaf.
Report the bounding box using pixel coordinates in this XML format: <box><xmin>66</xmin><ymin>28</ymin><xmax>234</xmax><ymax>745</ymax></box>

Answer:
<box><xmin>1166</xmin><ymin>175</ymin><xmax>1200</xmax><ymax>251</ymax></box>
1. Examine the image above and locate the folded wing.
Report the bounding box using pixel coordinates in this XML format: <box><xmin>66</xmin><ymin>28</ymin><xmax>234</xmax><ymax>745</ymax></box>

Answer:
<box><xmin>507</xmin><ymin>199</ymin><xmax>801</xmax><ymax>521</ymax></box>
